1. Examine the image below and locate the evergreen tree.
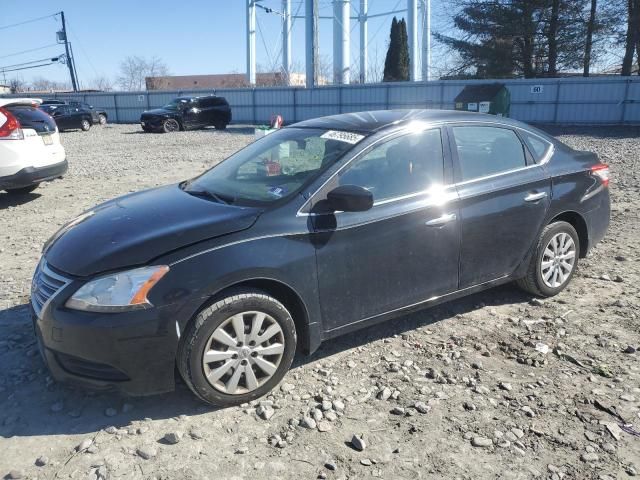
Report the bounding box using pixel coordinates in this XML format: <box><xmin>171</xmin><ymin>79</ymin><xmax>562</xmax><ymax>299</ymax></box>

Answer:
<box><xmin>383</xmin><ymin>17</ymin><xmax>410</xmax><ymax>82</ymax></box>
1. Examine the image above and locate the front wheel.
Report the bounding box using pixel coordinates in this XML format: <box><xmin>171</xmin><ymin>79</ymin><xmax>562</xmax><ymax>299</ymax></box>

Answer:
<box><xmin>162</xmin><ymin>118</ymin><xmax>180</xmax><ymax>133</ymax></box>
<box><xmin>98</xmin><ymin>114</ymin><xmax>107</xmax><ymax>125</ymax></box>
<box><xmin>81</xmin><ymin>119</ymin><xmax>91</xmax><ymax>131</ymax></box>
<box><xmin>516</xmin><ymin>221</ymin><xmax>580</xmax><ymax>297</ymax></box>
<box><xmin>177</xmin><ymin>290</ymin><xmax>297</xmax><ymax>407</ymax></box>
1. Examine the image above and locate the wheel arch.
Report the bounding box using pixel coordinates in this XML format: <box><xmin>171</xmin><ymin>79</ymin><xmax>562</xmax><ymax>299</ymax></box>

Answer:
<box><xmin>548</xmin><ymin>210</ymin><xmax>589</xmax><ymax>257</ymax></box>
<box><xmin>187</xmin><ymin>277</ymin><xmax>312</xmax><ymax>355</ymax></box>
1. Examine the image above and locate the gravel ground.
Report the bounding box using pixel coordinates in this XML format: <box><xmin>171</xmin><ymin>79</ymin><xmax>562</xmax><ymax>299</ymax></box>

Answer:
<box><xmin>0</xmin><ymin>123</ymin><xmax>638</xmax><ymax>480</ymax></box>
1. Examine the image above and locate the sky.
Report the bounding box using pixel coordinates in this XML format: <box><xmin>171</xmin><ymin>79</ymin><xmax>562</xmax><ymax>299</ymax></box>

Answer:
<box><xmin>0</xmin><ymin>0</ymin><xmax>447</xmax><ymax>89</ymax></box>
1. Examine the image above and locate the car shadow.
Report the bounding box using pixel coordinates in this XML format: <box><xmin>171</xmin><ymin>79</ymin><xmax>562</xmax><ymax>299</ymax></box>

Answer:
<box><xmin>0</xmin><ymin>191</ymin><xmax>41</xmax><ymax>209</ymax></box>
<box><xmin>0</xmin><ymin>284</ymin><xmax>530</xmax><ymax>438</ymax></box>
<box><xmin>120</xmin><ymin>125</ymin><xmax>256</xmax><ymax>135</ymax></box>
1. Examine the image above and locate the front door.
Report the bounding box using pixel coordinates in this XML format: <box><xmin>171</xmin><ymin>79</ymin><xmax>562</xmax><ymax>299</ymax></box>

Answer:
<box><xmin>312</xmin><ymin>127</ymin><xmax>460</xmax><ymax>332</ymax></box>
<box><xmin>449</xmin><ymin>124</ymin><xmax>551</xmax><ymax>288</ymax></box>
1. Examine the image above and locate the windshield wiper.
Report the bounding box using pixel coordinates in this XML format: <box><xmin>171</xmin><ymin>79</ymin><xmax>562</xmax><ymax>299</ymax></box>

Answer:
<box><xmin>184</xmin><ymin>189</ymin><xmax>231</xmax><ymax>205</ymax></box>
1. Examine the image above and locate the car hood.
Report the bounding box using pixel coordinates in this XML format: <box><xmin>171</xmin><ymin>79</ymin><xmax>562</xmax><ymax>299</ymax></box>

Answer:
<box><xmin>45</xmin><ymin>184</ymin><xmax>261</xmax><ymax>277</ymax></box>
<box><xmin>141</xmin><ymin>108</ymin><xmax>177</xmax><ymax>117</ymax></box>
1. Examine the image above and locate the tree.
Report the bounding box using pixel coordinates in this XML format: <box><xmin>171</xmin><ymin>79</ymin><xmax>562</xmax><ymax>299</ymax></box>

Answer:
<box><xmin>383</xmin><ymin>17</ymin><xmax>410</xmax><ymax>82</ymax></box>
<box><xmin>622</xmin><ymin>0</ymin><xmax>640</xmax><ymax>75</ymax></box>
<box><xmin>88</xmin><ymin>75</ymin><xmax>115</xmax><ymax>91</ymax></box>
<box><xmin>118</xmin><ymin>55</ymin><xmax>170</xmax><ymax>91</ymax></box>
<box><xmin>8</xmin><ymin>77</ymin><xmax>26</xmax><ymax>94</ymax></box>
<box><xmin>30</xmin><ymin>76</ymin><xmax>70</xmax><ymax>92</ymax></box>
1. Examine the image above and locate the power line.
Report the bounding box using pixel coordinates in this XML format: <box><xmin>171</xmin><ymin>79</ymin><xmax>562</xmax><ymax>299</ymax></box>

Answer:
<box><xmin>0</xmin><ymin>12</ymin><xmax>59</xmax><ymax>32</ymax></box>
<box><xmin>0</xmin><ymin>44</ymin><xmax>59</xmax><ymax>60</ymax></box>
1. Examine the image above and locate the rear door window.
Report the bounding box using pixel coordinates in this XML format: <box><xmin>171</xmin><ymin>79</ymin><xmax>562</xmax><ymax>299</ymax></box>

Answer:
<box><xmin>452</xmin><ymin>126</ymin><xmax>526</xmax><ymax>182</ymax></box>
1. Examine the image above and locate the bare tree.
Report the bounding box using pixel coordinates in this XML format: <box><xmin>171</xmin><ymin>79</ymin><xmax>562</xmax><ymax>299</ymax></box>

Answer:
<box><xmin>89</xmin><ymin>75</ymin><xmax>115</xmax><ymax>91</ymax></box>
<box><xmin>8</xmin><ymin>77</ymin><xmax>27</xmax><ymax>93</ymax></box>
<box><xmin>30</xmin><ymin>76</ymin><xmax>71</xmax><ymax>92</ymax></box>
<box><xmin>118</xmin><ymin>56</ymin><xmax>170</xmax><ymax>91</ymax></box>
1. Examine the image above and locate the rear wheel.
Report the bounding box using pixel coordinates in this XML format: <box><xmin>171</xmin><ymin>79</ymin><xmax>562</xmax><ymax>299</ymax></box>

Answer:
<box><xmin>177</xmin><ymin>290</ymin><xmax>297</xmax><ymax>407</ymax></box>
<box><xmin>81</xmin><ymin>119</ymin><xmax>91</xmax><ymax>131</ymax></box>
<box><xmin>516</xmin><ymin>221</ymin><xmax>579</xmax><ymax>297</ymax></box>
<box><xmin>162</xmin><ymin>119</ymin><xmax>180</xmax><ymax>133</ymax></box>
<box><xmin>5</xmin><ymin>184</ymin><xmax>39</xmax><ymax>195</ymax></box>
<box><xmin>214</xmin><ymin>122</ymin><xmax>227</xmax><ymax>130</ymax></box>
<box><xmin>98</xmin><ymin>114</ymin><xmax>107</xmax><ymax>125</ymax></box>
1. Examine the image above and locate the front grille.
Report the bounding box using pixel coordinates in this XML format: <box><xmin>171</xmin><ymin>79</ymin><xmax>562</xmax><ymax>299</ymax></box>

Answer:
<box><xmin>31</xmin><ymin>260</ymin><xmax>70</xmax><ymax>316</ymax></box>
<box><xmin>55</xmin><ymin>351</ymin><xmax>130</xmax><ymax>381</ymax></box>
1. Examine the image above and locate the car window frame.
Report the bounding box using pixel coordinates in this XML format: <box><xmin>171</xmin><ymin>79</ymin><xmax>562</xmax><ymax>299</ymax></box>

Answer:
<box><xmin>447</xmin><ymin>122</ymin><xmax>535</xmax><ymax>185</ymax></box>
<box><xmin>300</xmin><ymin>125</ymin><xmax>454</xmax><ymax>215</ymax></box>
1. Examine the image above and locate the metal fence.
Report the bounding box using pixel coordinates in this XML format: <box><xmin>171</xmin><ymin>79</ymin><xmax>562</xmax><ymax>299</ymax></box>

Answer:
<box><xmin>4</xmin><ymin>77</ymin><xmax>640</xmax><ymax>125</ymax></box>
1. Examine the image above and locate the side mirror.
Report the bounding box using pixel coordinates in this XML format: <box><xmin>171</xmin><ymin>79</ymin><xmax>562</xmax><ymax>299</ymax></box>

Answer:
<box><xmin>326</xmin><ymin>184</ymin><xmax>373</xmax><ymax>212</ymax></box>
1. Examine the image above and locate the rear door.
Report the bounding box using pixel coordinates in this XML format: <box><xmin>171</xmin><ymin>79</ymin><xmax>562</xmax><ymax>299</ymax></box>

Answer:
<box><xmin>449</xmin><ymin>124</ymin><xmax>551</xmax><ymax>288</ymax></box>
<box><xmin>311</xmin><ymin>127</ymin><xmax>460</xmax><ymax>332</ymax></box>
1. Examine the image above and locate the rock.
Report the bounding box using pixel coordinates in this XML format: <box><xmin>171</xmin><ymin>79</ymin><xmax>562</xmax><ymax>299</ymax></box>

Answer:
<box><xmin>317</xmin><ymin>421</ymin><xmax>332</xmax><ymax>432</ymax></box>
<box><xmin>300</xmin><ymin>417</ymin><xmax>317</xmax><ymax>429</ymax></box>
<box><xmin>580</xmin><ymin>452</ymin><xmax>599</xmax><ymax>462</ymax></box>
<box><xmin>604</xmin><ymin>422</ymin><xmax>622</xmax><ymax>441</ymax></box>
<box><xmin>318</xmin><ymin>473</ymin><xmax>327</xmax><ymax>480</ymax></box>
<box><xmin>76</xmin><ymin>438</ymin><xmax>93</xmax><ymax>452</ymax></box>
<box><xmin>620</xmin><ymin>394</ymin><xmax>636</xmax><ymax>402</ymax></box>
<box><xmin>623</xmin><ymin>345</ymin><xmax>636</xmax><ymax>354</ymax></box>
<box><xmin>256</xmin><ymin>405</ymin><xmax>274</xmax><ymax>421</ymax></box>
<box><xmin>35</xmin><ymin>456</ymin><xmax>49</xmax><ymax>466</ymax></box>
<box><xmin>325</xmin><ymin>411</ymin><xmax>338</xmax><ymax>422</ymax></box>
<box><xmin>521</xmin><ymin>406</ymin><xmax>535</xmax><ymax>417</ymax></box>
<box><xmin>414</xmin><ymin>401</ymin><xmax>430</xmax><ymax>414</ymax></box>
<box><xmin>189</xmin><ymin>428</ymin><xmax>205</xmax><ymax>440</ymax></box>
<box><xmin>104</xmin><ymin>407</ymin><xmax>117</xmax><ymax>417</ymax></box>
<box><xmin>325</xmin><ymin>461</ymin><xmax>337</xmax><ymax>471</ymax></box>
<box><xmin>471</xmin><ymin>436</ymin><xmax>493</xmax><ymax>448</ymax></box>
<box><xmin>377</xmin><ymin>387</ymin><xmax>392</xmax><ymax>401</ymax></box>
<box><xmin>5</xmin><ymin>470</ymin><xmax>23</xmax><ymax>479</ymax></box>
<box><xmin>235</xmin><ymin>446</ymin><xmax>249</xmax><ymax>454</ymax></box>
<box><xmin>321</xmin><ymin>400</ymin><xmax>332</xmax><ymax>411</ymax></box>
<box><xmin>390</xmin><ymin>406</ymin><xmax>405</xmax><ymax>415</ymax></box>
<box><xmin>136</xmin><ymin>446</ymin><xmax>157</xmax><ymax>460</ymax></box>
<box><xmin>499</xmin><ymin>382</ymin><xmax>513</xmax><ymax>391</ymax></box>
<box><xmin>104</xmin><ymin>426</ymin><xmax>118</xmax><ymax>434</ymax></box>
<box><xmin>626</xmin><ymin>465</ymin><xmax>637</xmax><ymax>476</ymax></box>
<box><xmin>511</xmin><ymin>428</ymin><xmax>525</xmax><ymax>439</ymax></box>
<box><xmin>351</xmin><ymin>434</ymin><xmax>366</xmax><ymax>451</ymax></box>
<box><xmin>332</xmin><ymin>400</ymin><xmax>345</xmax><ymax>412</ymax></box>
<box><xmin>280</xmin><ymin>382</ymin><xmax>295</xmax><ymax>393</ymax></box>
<box><xmin>602</xmin><ymin>443</ymin><xmax>616</xmax><ymax>453</ymax></box>
<box><xmin>360</xmin><ymin>459</ymin><xmax>372</xmax><ymax>466</ymax></box>
<box><xmin>163</xmin><ymin>432</ymin><xmax>183</xmax><ymax>444</ymax></box>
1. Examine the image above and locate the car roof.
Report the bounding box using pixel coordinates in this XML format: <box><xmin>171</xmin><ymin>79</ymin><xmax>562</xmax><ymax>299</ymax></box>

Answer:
<box><xmin>290</xmin><ymin>109</ymin><xmax>528</xmax><ymax>134</ymax></box>
<box><xmin>0</xmin><ymin>98</ymin><xmax>42</xmax><ymax>107</ymax></box>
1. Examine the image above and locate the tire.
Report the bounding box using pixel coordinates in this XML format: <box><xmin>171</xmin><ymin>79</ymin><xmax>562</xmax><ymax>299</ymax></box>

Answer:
<box><xmin>516</xmin><ymin>221</ymin><xmax>580</xmax><ymax>297</ymax></box>
<box><xmin>214</xmin><ymin>122</ymin><xmax>227</xmax><ymax>130</ymax></box>
<box><xmin>81</xmin><ymin>119</ymin><xmax>91</xmax><ymax>131</ymax></box>
<box><xmin>162</xmin><ymin>118</ymin><xmax>180</xmax><ymax>133</ymax></box>
<box><xmin>142</xmin><ymin>126</ymin><xmax>153</xmax><ymax>133</ymax></box>
<box><xmin>5</xmin><ymin>184</ymin><xmax>39</xmax><ymax>195</ymax></box>
<box><xmin>98</xmin><ymin>114</ymin><xmax>107</xmax><ymax>125</ymax></box>
<box><xmin>177</xmin><ymin>289</ymin><xmax>297</xmax><ymax>407</ymax></box>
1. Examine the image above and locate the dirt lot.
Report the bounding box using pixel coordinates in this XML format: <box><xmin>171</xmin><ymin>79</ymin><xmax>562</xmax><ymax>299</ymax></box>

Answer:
<box><xmin>0</xmin><ymin>123</ymin><xmax>638</xmax><ymax>480</ymax></box>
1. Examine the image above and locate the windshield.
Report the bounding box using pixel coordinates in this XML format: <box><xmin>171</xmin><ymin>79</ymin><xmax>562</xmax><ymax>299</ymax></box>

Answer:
<box><xmin>163</xmin><ymin>98</ymin><xmax>190</xmax><ymax>110</ymax></box>
<box><xmin>182</xmin><ymin>127</ymin><xmax>364</xmax><ymax>206</ymax></box>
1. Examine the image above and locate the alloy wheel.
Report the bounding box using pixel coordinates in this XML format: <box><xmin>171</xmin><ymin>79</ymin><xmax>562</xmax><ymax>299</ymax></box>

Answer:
<box><xmin>540</xmin><ymin>232</ymin><xmax>576</xmax><ymax>288</ymax></box>
<box><xmin>164</xmin><ymin>119</ymin><xmax>179</xmax><ymax>132</ymax></box>
<box><xmin>202</xmin><ymin>311</ymin><xmax>285</xmax><ymax>395</ymax></box>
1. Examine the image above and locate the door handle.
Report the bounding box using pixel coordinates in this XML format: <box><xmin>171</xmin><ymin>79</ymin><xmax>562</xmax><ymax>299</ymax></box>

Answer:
<box><xmin>524</xmin><ymin>191</ymin><xmax>547</xmax><ymax>202</ymax></box>
<box><xmin>425</xmin><ymin>213</ymin><xmax>457</xmax><ymax>227</ymax></box>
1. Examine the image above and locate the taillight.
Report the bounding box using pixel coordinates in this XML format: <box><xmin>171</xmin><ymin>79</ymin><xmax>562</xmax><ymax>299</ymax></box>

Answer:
<box><xmin>591</xmin><ymin>164</ymin><xmax>610</xmax><ymax>187</ymax></box>
<box><xmin>0</xmin><ymin>107</ymin><xmax>24</xmax><ymax>140</ymax></box>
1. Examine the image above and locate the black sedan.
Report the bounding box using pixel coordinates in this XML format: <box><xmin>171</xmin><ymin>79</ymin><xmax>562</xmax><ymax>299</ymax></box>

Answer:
<box><xmin>40</xmin><ymin>104</ymin><xmax>93</xmax><ymax>132</ymax></box>
<box><xmin>140</xmin><ymin>95</ymin><xmax>232</xmax><ymax>133</ymax></box>
<box><xmin>31</xmin><ymin>110</ymin><xmax>610</xmax><ymax>406</ymax></box>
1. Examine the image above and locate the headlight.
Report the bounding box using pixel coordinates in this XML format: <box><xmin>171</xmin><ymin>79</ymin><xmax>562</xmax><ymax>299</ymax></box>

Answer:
<box><xmin>66</xmin><ymin>265</ymin><xmax>169</xmax><ymax>312</ymax></box>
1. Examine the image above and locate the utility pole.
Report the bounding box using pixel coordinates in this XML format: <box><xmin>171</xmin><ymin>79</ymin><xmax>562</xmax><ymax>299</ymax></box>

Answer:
<box><xmin>407</xmin><ymin>0</ymin><xmax>419</xmax><ymax>81</ymax></box>
<box><xmin>359</xmin><ymin>0</ymin><xmax>368</xmax><ymax>84</ymax></box>
<box><xmin>332</xmin><ymin>0</ymin><xmax>350</xmax><ymax>84</ymax></box>
<box><xmin>305</xmin><ymin>0</ymin><xmax>319</xmax><ymax>87</ymax></box>
<box><xmin>422</xmin><ymin>0</ymin><xmax>431</xmax><ymax>81</ymax></box>
<box><xmin>247</xmin><ymin>0</ymin><xmax>257</xmax><ymax>85</ymax></box>
<box><xmin>282</xmin><ymin>0</ymin><xmax>291</xmax><ymax>85</ymax></box>
<box><xmin>59</xmin><ymin>11</ymin><xmax>78</xmax><ymax>92</ymax></box>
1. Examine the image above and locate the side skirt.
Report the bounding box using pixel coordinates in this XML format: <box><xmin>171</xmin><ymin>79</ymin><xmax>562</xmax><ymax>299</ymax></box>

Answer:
<box><xmin>319</xmin><ymin>275</ymin><xmax>513</xmax><ymax>343</ymax></box>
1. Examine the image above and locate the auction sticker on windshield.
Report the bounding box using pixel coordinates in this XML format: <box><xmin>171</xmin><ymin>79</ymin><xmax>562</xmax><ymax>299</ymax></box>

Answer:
<box><xmin>320</xmin><ymin>130</ymin><xmax>365</xmax><ymax>144</ymax></box>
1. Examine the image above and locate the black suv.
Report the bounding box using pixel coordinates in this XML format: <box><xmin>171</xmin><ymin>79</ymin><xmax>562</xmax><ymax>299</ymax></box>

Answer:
<box><xmin>140</xmin><ymin>95</ymin><xmax>232</xmax><ymax>133</ymax></box>
<box><xmin>41</xmin><ymin>99</ymin><xmax>108</xmax><ymax>125</ymax></box>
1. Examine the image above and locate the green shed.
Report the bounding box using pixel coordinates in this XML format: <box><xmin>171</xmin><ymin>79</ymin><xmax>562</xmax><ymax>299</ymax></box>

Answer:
<box><xmin>454</xmin><ymin>83</ymin><xmax>510</xmax><ymax>117</ymax></box>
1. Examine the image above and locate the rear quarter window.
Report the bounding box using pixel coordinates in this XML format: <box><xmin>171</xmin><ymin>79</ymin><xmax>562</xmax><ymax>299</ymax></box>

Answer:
<box><xmin>520</xmin><ymin>131</ymin><xmax>552</xmax><ymax>162</ymax></box>
<box><xmin>8</xmin><ymin>105</ymin><xmax>57</xmax><ymax>134</ymax></box>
